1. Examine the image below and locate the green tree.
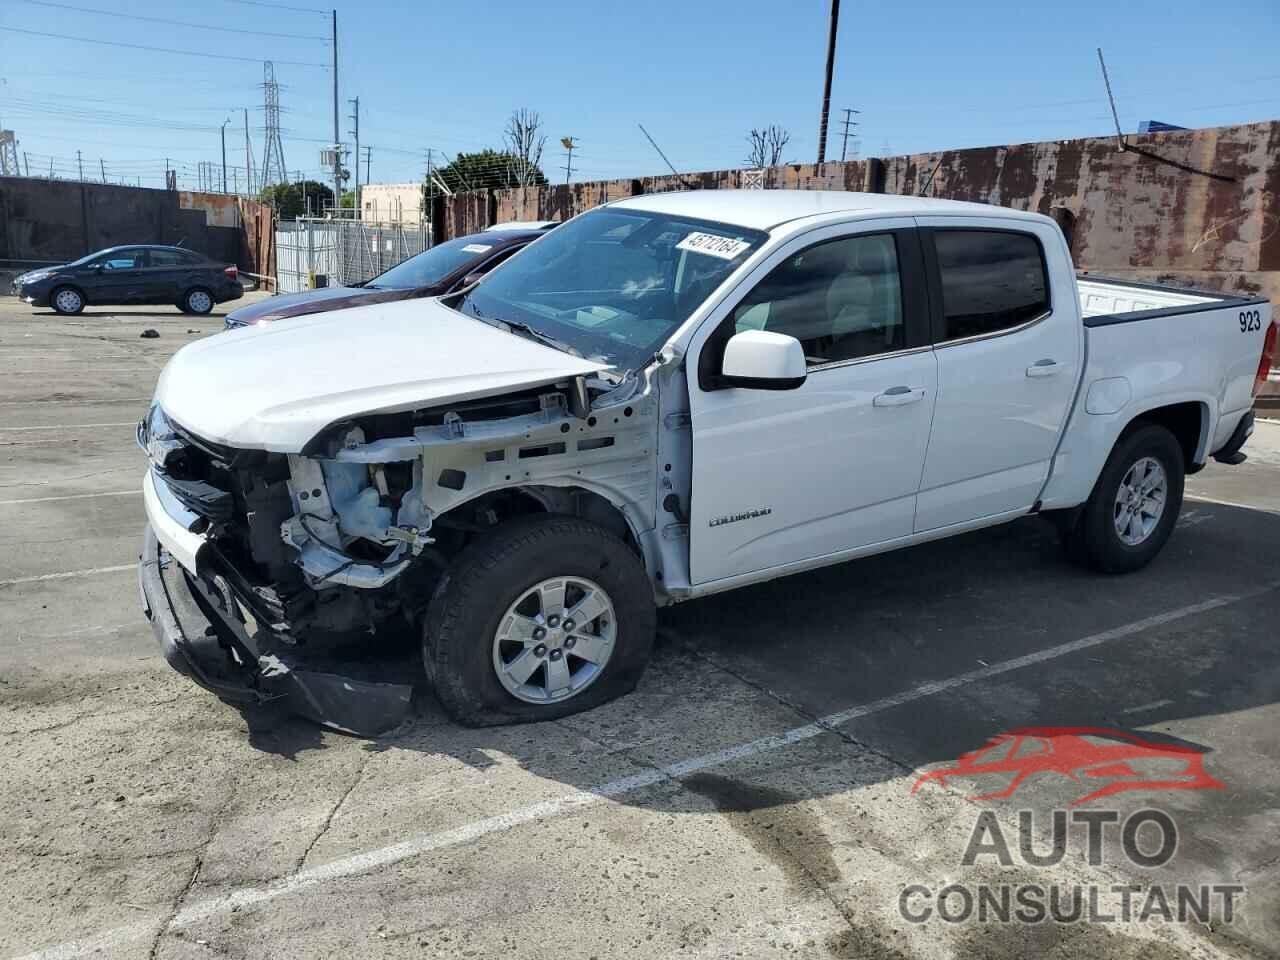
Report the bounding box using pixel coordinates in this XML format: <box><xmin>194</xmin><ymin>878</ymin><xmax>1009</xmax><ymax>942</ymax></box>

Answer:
<box><xmin>429</xmin><ymin>149</ymin><xmax>548</xmax><ymax>194</ymax></box>
<box><xmin>259</xmin><ymin>180</ymin><xmax>335</xmax><ymax>219</ymax></box>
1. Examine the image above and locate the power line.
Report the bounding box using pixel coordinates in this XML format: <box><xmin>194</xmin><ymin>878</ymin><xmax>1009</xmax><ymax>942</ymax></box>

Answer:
<box><xmin>11</xmin><ymin>0</ymin><xmax>330</xmax><ymax>40</ymax></box>
<box><xmin>4</xmin><ymin>27</ymin><xmax>328</xmax><ymax>67</ymax></box>
<box><xmin>218</xmin><ymin>0</ymin><xmax>330</xmax><ymax>13</ymax></box>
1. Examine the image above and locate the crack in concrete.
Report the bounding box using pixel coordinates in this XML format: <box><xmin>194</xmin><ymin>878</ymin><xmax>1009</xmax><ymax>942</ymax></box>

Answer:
<box><xmin>293</xmin><ymin>754</ymin><xmax>371</xmax><ymax>873</ymax></box>
<box><xmin>147</xmin><ymin>852</ymin><xmax>204</xmax><ymax>960</ymax></box>
<box><xmin>144</xmin><ymin>771</ymin><xmax>239</xmax><ymax>960</ymax></box>
<box><xmin>0</xmin><ymin>695</ymin><xmax>184</xmax><ymax>737</ymax></box>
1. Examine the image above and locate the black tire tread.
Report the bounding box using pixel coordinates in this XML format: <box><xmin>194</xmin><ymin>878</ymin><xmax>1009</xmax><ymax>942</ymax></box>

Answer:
<box><xmin>424</xmin><ymin>514</ymin><xmax>655</xmax><ymax>726</ymax></box>
<box><xmin>1062</xmin><ymin>423</ymin><xmax>1185</xmax><ymax>574</ymax></box>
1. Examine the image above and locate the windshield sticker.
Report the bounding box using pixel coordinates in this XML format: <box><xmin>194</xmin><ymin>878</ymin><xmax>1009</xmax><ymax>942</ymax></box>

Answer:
<box><xmin>676</xmin><ymin>232</ymin><xmax>751</xmax><ymax>261</ymax></box>
<box><xmin>461</xmin><ymin>243</ymin><xmax>492</xmax><ymax>254</ymax></box>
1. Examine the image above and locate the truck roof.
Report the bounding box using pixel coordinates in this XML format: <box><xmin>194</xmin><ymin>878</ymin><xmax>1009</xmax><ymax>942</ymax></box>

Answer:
<box><xmin>608</xmin><ymin>189</ymin><xmax>1049</xmax><ymax>232</ymax></box>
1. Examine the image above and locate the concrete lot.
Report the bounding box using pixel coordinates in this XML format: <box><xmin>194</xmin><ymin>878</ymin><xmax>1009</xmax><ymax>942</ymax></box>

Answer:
<box><xmin>2</xmin><ymin>293</ymin><xmax>1278</xmax><ymax>960</ymax></box>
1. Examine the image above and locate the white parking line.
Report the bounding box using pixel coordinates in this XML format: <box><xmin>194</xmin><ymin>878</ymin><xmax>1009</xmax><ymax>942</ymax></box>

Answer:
<box><xmin>0</xmin><ymin>490</ymin><xmax>139</xmax><ymax>506</ymax></box>
<box><xmin>1186</xmin><ymin>494</ymin><xmax>1280</xmax><ymax>515</ymax></box>
<box><xmin>0</xmin><ymin>397</ymin><xmax>149</xmax><ymax>406</ymax></box>
<box><xmin>0</xmin><ymin>564</ymin><xmax>134</xmax><ymax>587</ymax></box>
<box><xmin>0</xmin><ymin>422</ymin><xmax>137</xmax><ymax>432</ymax></box>
<box><xmin>11</xmin><ymin>581</ymin><xmax>1276</xmax><ymax>960</ymax></box>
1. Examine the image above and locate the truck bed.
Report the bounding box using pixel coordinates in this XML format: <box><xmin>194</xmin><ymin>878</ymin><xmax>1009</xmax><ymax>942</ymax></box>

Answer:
<box><xmin>1076</xmin><ymin>274</ymin><xmax>1260</xmax><ymax>324</ymax></box>
<box><xmin>1038</xmin><ymin>276</ymin><xmax>1273</xmax><ymax>512</ymax></box>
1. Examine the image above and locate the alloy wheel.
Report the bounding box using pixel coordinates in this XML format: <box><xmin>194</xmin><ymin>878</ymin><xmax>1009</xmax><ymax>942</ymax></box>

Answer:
<box><xmin>492</xmin><ymin>576</ymin><xmax>617</xmax><ymax>704</ymax></box>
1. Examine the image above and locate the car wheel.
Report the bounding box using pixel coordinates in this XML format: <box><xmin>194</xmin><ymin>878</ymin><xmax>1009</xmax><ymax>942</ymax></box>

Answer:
<box><xmin>1061</xmin><ymin>423</ymin><xmax>1185</xmax><ymax>574</ymax></box>
<box><xmin>424</xmin><ymin>515</ymin><xmax>656</xmax><ymax>726</ymax></box>
<box><xmin>181</xmin><ymin>288</ymin><xmax>214</xmax><ymax>315</ymax></box>
<box><xmin>51</xmin><ymin>286</ymin><xmax>85</xmax><ymax>315</ymax></box>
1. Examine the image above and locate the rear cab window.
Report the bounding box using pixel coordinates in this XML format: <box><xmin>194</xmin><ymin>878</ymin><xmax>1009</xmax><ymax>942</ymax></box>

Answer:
<box><xmin>930</xmin><ymin>230</ymin><xmax>1050</xmax><ymax>341</ymax></box>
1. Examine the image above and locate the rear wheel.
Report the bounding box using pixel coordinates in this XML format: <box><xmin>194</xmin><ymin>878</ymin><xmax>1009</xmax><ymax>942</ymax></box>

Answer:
<box><xmin>181</xmin><ymin>288</ymin><xmax>214</xmax><ymax>314</ymax></box>
<box><xmin>51</xmin><ymin>286</ymin><xmax>85</xmax><ymax>315</ymax></box>
<box><xmin>1061</xmin><ymin>424</ymin><xmax>1185</xmax><ymax>573</ymax></box>
<box><xmin>424</xmin><ymin>515</ymin><xmax>655</xmax><ymax>726</ymax></box>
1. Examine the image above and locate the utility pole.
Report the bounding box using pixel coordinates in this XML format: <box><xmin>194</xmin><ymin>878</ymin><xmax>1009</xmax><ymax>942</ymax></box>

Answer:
<box><xmin>164</xmin><ymin>157</ymin><xmax>170</xmax><ymax>189</ymax></box>
<box><xmin>99</xmin><ymin>158</ymin><xmax>106</xmax><ymax>183</ymax></box>
<box><xmin>364</xmin><ymin>145</ymin><xmax>371</xmax><ymax>185</ymax></box>
<box><xmin>348</xmin><ymin>96</ymin><xmax>360</xmax><ymax>196</ymax></box>
<box><xmin>560</xmin><ymin>136</ymin><xmax>578</xmax><ymax>184</ymax></box>
<box><xmin>425</xmin><ymin>148</ymin><xmax>434</xmax><ymax>242</ymax></box>
<box><xmin>221</xmin><ymin>118</ymin><xmax>231</xmax><ymax>192</ymax></box>
<box><xmin>24</xmin><ymin>152</ymin><xmax>30</xmax><ymax>177</ymax></box>
<box><xmin>232</xmin><ymin>168</ymin><xmax>239</xmax><ymax>196</ymax></box>
<box><xmin>331</xmin><ymin>9</ymin><xmax>341</xmax><ymax>211</ymax></box>
<box><xmin>815</xmin><ymin>0</ymin><xmax>841</xmax><ymax>163</ymax></box>
<box><xmin>839</xmin><ymin>108</ymin><xmax>860</xmax><ymax>162</ymax></box>
<box><xmin>76</xmin><ymin>149</ymin><xmax>84</xmax><ymax>181</ymax></box>
<box><xmin>243</xmin><ymin>108</ymin><xmax>254</xmax><ymax>196</ymax></box>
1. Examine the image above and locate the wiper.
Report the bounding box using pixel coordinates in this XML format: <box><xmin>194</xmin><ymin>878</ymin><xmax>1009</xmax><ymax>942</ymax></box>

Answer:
<box><xmin>496</xmin><ymin>318</ymin><xmax>584</xmax><ymax>359</ymax></box>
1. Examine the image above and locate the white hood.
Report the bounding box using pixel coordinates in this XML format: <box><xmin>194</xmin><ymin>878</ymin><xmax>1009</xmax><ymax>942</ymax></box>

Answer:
<box><xmin>155</xmin><ymin>297</ymin><xmax>606</xmax><ymax>452</ymax></box>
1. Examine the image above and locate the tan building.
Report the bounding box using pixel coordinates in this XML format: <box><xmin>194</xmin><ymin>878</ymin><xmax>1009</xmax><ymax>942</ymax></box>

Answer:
<box><xmin>359</xmin><ymin>182</ymin><xmax>425</xmax><ymax>224</ymax></box>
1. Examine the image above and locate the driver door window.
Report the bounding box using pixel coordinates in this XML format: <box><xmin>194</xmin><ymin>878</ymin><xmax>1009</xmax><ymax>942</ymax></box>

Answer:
<box><xmin>730</xmin><ymin>233</ymin><xmax>905</xmax><ymax>365</ymax></box>
<box><xmin>95</xmin><ymin>252</ymin><xmax>143</xmax><ymax>271</ymax></box>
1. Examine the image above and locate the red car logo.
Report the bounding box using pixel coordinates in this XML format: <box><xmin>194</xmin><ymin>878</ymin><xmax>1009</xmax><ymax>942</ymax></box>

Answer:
<box><xmin>911</xmin><ymin>726</ymin><xmax>1224</xmax><ymax>807</ymax></box>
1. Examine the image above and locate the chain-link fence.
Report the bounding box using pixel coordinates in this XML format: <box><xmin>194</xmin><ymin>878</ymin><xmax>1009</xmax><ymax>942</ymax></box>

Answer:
<box><xmin>276</xmin><ymin>218</ymin><xmax>431</xmax><ymax>293</ymax></box>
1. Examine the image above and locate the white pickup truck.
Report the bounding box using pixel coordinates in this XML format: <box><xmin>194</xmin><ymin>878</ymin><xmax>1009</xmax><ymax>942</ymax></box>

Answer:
<box><xmin>138</xmin><ymin>191</ymin><xmax>1276</xmax><ymax>733</ymax></box>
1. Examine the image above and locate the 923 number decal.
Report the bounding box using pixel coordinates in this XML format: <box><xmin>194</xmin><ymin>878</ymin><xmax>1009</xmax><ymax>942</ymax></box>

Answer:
<box><xmin>1240</xmin><ymin>309</ymin><xmax>1263</xmax><ymax>333</ymax></box>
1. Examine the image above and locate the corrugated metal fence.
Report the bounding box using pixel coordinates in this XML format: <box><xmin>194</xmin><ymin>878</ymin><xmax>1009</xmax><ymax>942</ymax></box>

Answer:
<box><xmin>276</xmin><ymin>218</ymin><xmax>431</xmax><ymax>293</ymax></box>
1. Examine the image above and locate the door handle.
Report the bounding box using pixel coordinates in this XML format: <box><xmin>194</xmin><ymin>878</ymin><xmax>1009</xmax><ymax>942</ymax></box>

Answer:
<box><xmin>1026</xmin><ymin>359</ymin><xmax>1061</xmax><ymax>378</ymax></box>
<box><xmin>873</xmin><ymin>386</ymin><xmax>926</xmax><ymax>407</ymax></box>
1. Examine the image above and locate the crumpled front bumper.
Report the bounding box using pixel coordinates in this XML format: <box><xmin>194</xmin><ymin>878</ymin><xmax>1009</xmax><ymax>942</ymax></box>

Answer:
<box><xmin>139</xmin><ymin>467</ymin><xmax>415</xmax><ymax>735</ymax></box>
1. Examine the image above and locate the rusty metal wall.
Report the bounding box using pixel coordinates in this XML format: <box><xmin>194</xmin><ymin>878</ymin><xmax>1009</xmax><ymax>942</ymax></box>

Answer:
<box><xmin>445</xmin><ymin>121</ymin><xmax>1279</xmax><ymax>301</ymax></box>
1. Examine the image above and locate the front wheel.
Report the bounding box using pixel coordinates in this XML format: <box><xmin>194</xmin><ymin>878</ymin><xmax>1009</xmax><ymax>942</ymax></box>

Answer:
<box><xmin>51</xmin><ymin>286</ymin><xmax>85</xmax><ymax>315</ymax></box>
<box><xmin>1061</xmin><ymin>423</ymin><xmax>1185</xmax><ymax>574</ymax></box>
<box><xmin>424</xmin><ymin>515</ymin><xmax>656</xmax><ymax>726</ymax></box>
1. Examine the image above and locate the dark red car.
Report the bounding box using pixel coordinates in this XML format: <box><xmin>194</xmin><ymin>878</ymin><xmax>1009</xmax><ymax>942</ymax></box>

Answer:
<box><xmin>224</xmin><ymin>222</ymin><xmax>556</xmax><ymax>330</ymax></box>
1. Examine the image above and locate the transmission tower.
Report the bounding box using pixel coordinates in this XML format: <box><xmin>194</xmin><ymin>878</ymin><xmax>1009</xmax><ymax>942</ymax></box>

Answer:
<box><xmin>0</xmin><ymin>127</ymin><xmax>20</xmax><ymax>177</ymax></box>
<box><xmin>259</xmin><ymin>61</ymin><xmax>289</xmax><ymax>190</ymax></box>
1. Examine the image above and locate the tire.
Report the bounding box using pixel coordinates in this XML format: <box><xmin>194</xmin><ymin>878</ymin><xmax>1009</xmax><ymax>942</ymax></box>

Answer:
<box><xmin>181</xmin><ymin>288</ymin><xmax>215</xmax><ymax>315</ymax></box>
<box><xmin>424</xmin><ymin>514</ymin><xmax>656</xmax><ymax>726</ymax></box>
<box><xmin>1061</xmin><ymin>423</ymin><xmax>1185</xmax><ymax>574</ymax></box>
<box><xmin>50</xmin><ymin>286</ymin><xmax>85</xmax><ymax>315</ymax></box>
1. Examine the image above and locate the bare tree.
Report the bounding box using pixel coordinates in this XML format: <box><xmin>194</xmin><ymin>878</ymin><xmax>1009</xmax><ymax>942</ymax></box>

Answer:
<box><xmin>504</xmin><ymin>108</ymin><xmax>547</xmax><ymax>191</ymax></box>
<box><xmin>745</xmin><ymin>125</ymin><xmax>791</xmax><ymax>168</ymax></box>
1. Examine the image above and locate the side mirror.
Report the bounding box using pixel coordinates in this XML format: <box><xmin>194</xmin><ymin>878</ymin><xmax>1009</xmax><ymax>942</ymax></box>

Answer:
<box><xmin>719</xmin><ymin>330</ymin><xmax>807</xmax><ymax>390</ymax></box>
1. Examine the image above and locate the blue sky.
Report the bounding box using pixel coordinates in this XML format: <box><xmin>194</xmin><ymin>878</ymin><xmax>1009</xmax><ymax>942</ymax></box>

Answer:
<box><xmin>1</xmin><ymin>0</ymin><xmax>1277</xmax><ymax>191</ymax></box>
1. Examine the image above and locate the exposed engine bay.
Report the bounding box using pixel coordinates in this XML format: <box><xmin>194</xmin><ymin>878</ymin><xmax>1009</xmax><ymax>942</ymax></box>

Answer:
<box><xmin>139</xmin><ymin>363</ymin><xmax>682</xmax><ymax>732</ymax></box>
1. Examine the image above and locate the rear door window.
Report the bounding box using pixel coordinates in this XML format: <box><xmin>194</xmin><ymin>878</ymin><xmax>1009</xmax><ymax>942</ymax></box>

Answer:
<box><xmin>932</xmin><ymin>230</ymin><xmax>1049</xmax><ymax>341</ymax></box>
<box><xmin>149</xmin><ymin>249</ymin><xmax>202</xmax><ymax>267</ymax></box>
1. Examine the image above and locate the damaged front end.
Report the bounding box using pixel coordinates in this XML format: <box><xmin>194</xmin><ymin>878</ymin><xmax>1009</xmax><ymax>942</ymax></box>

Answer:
<box><xmin>137</xmin><ymin>373</ymin><xmax>660</xmax><ymax>735</ymax></box>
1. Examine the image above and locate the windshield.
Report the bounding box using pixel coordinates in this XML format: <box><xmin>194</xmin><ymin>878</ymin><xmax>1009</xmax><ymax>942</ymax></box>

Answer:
<box><xmin>368</xmin><ymin>234</ymin><xmax>506</xmax><ymax>289</ymax></box>
<box><xmin>450</xmin><ymin>208</ymin><xmax>766</xmax><ymax>372</ymax></box>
